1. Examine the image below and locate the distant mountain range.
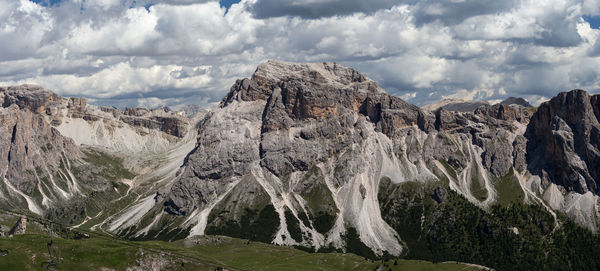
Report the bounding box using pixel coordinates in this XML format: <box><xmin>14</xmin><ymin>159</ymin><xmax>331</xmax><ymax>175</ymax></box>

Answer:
<box><xmin>422</xmin><ymin>96</ymin><xmax>532</xmax><ymax>113</ymax></box>
<box><xmin>1</xmin><ymin>61</ymin><xmax>599</xmax><ymax>270</ymax></box>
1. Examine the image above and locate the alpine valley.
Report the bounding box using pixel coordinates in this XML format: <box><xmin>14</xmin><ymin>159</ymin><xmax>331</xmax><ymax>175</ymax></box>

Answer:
<box><xmin>1</xmin><ymin>61</ymin><xmax>600</xmax><ymax>271</ymax></box>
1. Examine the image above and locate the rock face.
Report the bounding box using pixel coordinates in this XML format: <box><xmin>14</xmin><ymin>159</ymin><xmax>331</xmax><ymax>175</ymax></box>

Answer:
<box><xmin>422</xmin><ymin>98</ymin><xmax>489</xmax><ymax>112</ymax></box>
<box><xmin>499</xmin><ymin>97</ymin><xmax>533</xmax><ymax>107</ymax></box>
<box><xmin>0</xmin><ymin>102</ymin><xmax>82</xmax><ymax>215</ymax></box>
<box><xmin>0</xmin><ymin>85</ymin><xmax>200</xmax><ymax>226</ymax></box>
<box><xmin>8</xmin><ymin>216</ymin><xmax>26</xmax><ymax>235</ymax></box>
<box><xmin>526</xmin><ymin>90</ymin><xmax>600</xmax><ymax>194</ymax></box>
<box><xmin>221</xmin><ymin>61</ymin><xmax>433</xmax><ymax>176</ymax></box>
<box><xmin>1</xmin><ymin>85</ymin><xmax>61</xmax><ymax>114</ymax></box>
<box><xmin>2</xmin><ymin>85</ymin><xmax>192</xmax><ymax>155</ymax></box>
<box><xmin>122</xmin><ymin>107</ymin><xmax>187</xmax><ymax>138</ymax></box>
<box><xmin>141</xmin><ymin>61</ymin><xmax>541</xmax><ymax>256</ymax></box>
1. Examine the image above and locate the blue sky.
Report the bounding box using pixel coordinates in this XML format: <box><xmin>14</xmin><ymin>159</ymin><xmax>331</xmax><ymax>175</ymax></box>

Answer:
<box><xmin>3</xmin><ymin>0</ymin><xmax>600</xmax><ymax>108</ymax></box>
<box><xmin>30</xmin><ymin>0</ymin><xmax>61</xmax><ymax>6</ymax></box>
<box><xmin>584</xmin><ymin>15</ymin><xmax>600</xmax><ymax>29</ymax></box>
<box><xmin>31</xmin><ymin>0</ymin><xmax>242</xmax><ymax>10</ymax></box>
<box><xmin>220</xmin><ymin>0</ymin><xmax>241</xmax><ymax>10</ymax></box>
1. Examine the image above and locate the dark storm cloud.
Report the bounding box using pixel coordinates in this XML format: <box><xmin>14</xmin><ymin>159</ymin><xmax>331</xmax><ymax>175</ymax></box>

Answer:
<box><xmin>249</xmin><ymin>0</ymin><xmax>403</xmax><ymax>19</ymax></box>
<box><xmin>249</xmin><ymin>0</ymin><xmax>515</xmax><ymax>25</ymax></box>
<box><xmin>412</xmin><ymin>0</ymin><xmax>517</xmax><ymax>26</ymax></box>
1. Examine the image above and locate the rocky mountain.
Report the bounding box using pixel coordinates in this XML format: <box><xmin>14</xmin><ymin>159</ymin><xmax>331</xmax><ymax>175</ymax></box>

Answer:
<box><xmin>94</xmin><ymin>60</ymin><xmax>599</xmax><ymax>257</ymax></box>
<box><xmin>0</xmin><ymin>84</ymin><xmax>200</xmax><ymax>226</ymax></box>
<box><xmin>526</xmin><ymin>90</ymin><xmax>600</xmax><ymax>194</ymax></box>
<box><xmin>423</xmin><ymin>96</ymin><xmax>533</xmax><ymax>113</ymax></box>
<box><xmin>1</xmin><ymin>61</ymin><xmax>600</xmax><ymax>270</ymax></box>
<box><xmin>499</xmin><ymin>97</ymin><xmax>533</xmax><ymax>107</ymax></box>
<box><xmin>422</xmin><ymin>98</ymin><xmax>489</xmax><ymax>112</ymax></box>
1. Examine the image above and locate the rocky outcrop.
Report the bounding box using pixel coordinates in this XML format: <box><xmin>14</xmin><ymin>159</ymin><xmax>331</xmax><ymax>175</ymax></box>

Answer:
<box><xmin>224</xmin><ymin>61</ymin><xmax>433</xmax><ymax>134</ymax></box>
<box><xmin>499</xmin><ymin>97</ymin><xmax>532</xmax><ymax>107</ymax></box>
<box><xmin>120</xmin><ymin>114</ymin><xmax>186</xmax><ymax>138</ymax></box>
<box><xmin>1</xmin><ymin>85</ymin><xmax>190</xmax><ymax>140</ymax></box>
<box><xmin>0</xmin><ymin>85</ymin><xmax>61</xmax><ymax>114</ymax></box>
<box><xmin>526</xmin><ymin>89</ymin><xmax>600</xmax><ymax>194</ymax></box>
<box><xmin>126</xmin><ymin>248</ymin><xmax>200</xmax><ymax>271</ymax></box>
<box><xmin>429</xmin><ymin>102</ymin><xmax>532</xmax><ymax>177</ymax></box>
<box><xmin>218</xmin><ymin>61</ymin><xmax>435</xmax><ymax>178</ymax></box>
<box><xmin>121</xmin><ymin>107</ymin><xmax>186</xmax><ymax>137</ymax></box>
<box><xmin>422</xmin><ymin>98</ymin><xmax>489</xmax><ymax>112</ymax></box>
<box><xmin>0</xmin><ymin>103</ymin><xmax>82</xmax><ymax>204</ymax></box>
<box><xmin>8</xmin><ymin>216</ymin><xmax>26</xmax><ymax>235</ymax></box>
<box><xmin>0</xmin><ymin>85</ymin><xmax>201</xmax><ymax>227</ymax></box>
<box><xmin>474</xmin><ymin>104</ymin><xmax>532</xmax><ymax>123</ymax></box>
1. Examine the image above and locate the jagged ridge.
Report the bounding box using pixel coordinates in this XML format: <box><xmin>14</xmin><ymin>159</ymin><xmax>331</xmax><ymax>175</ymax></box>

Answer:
<box><xmin>113</xmin><ymin>60</ymin><xmax>600</xmax><ymax>258</ymax></box>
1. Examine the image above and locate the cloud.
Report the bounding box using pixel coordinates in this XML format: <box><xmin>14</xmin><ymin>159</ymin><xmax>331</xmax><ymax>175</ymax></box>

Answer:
<box><xmin>2</xmin><ymin>61</ymin><xmax>213</xmax><ymax>98</ymax></box>
<box><xmin>0</xmin><ymin>0</ymin><xmax>599</xmax><ymax>109</ymax></box>
<box><xmin>0</xmin><ymin>0</ymin><xmax>54</xmax><ymax>61</ymax></box>
<box><xmin>583</xmin><ymin>0</ymin><xmax>600</xmax><ymax>15</ymax></box>
<box><xmin>248</xmin><ymin>0</ymin><xmax>400</xmax><ymax>19</ymax></box>
<box><xmin>412</xmin><ymin>0</ymin><xmax>517</xmax><ymax>26</ymax></box>
<box><xmin>452</xmin><ymin>0</ymin><xmax>583</xmax><ymax>47</ymax></box>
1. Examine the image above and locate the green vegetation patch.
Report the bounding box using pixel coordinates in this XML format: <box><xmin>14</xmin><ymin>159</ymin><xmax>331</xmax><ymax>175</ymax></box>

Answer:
<box><xmin>492</xmin><ymin>167</ymin><xmax>525</xmax><ymax>207</ymax></box>
<box><xmin>0</xmin><ymin>211</ymin><xmax>485</xmax><ymax>271</ymax></box>
<box><xmin>469</xmin><ymin>165</ymin><xmax>488</xmax><ymax>202</ymax></box>
<box><xmin>438</xmin><ymin>160</ymin><xmax>458</xmax><ymax>181</ymax></box>
<box><xmin>206</xmin><ymin>175</ymin><xmax>280</xmax><ymax>243</ymax></box>
<box><xmin>284</xmin><ymin>208</ymin><xmax>303</xmax><ymax>243</ymax></box>
<box><xmin>299</xmin><ymin>166</ymin><xmax>338</xmax><ymax>235</ymax></box>
<box><xmin>0</xmin><ymin>234</ymin><xmax>137</xmax><ymax>270</ymax></box>
<box><xmin>81</xmin><ymin>149</ymin><xmax>135</xmax><ymax>180</ymax></box>
<box><xmin>206</xmin><ymin>204</ymin><xmax>280</xmax><ymax>243</ymax></box>
<box><xmin>378</xmin><ymin>179</ymin><xmax>600</xmax><ymax>271</ymax></box>
<box><xmin>378</xmin><ymin>178</ymin><xmax>438</xmax><ymax>259</ymax></box>
<box><xmin>343</xmin><ymin>227</ymin><xmax>377</xmax><ymax>260</ymax></box>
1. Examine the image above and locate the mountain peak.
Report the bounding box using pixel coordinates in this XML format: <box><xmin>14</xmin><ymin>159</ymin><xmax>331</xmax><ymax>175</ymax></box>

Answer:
<box><xmin>253</xmin><ymin>60</ymin><xmax>384</xmax><ymax>92</ymax></box>
<box><xmin>422</xmin><ymin>98</ymin><xmax>489</xmax><ymax>112</ymax></box>
<box><xmin>1</xmin><ymin>84</ymin><xmax>61</xmax><ymax>114</ymax></box>
<box><xmin>527</xmin><ymin>88</ymin><xmax>600</xmax><ymax>194</ymax></box>
<box><xmin>221</xmin><ymin>60</ymin><xmax>385</xmax><ymax>107</ymax></box>
<box><xmin>499</xmin><ymin>97</ymin><xmax>532</xmax><ymax>107</ymax></box>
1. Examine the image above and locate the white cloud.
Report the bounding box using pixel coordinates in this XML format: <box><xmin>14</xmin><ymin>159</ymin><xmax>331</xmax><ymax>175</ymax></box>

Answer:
<box><xmin>0</xmin><ymin>0</ymin><xmax>599</xmax><ymax>108</ymax></box>
<box><xmin>0</xmin><ymin>0</ymin><xmax>54</xmax><ymax>61</ymax></box>
<box><xmin>2</xmin><ymin>62</ymin><xmax>212</xmax><ymax>98</ymax></box>
<box><xmin>65</xmin><ymin>7</ymin><xmax>159</xmax><ymax>55</ymax></box>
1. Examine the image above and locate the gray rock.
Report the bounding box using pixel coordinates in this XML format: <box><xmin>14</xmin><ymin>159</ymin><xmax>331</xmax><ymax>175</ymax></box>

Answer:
<box><xmin>432</xmin><ymin>186</ymin><xmax>448</xmax><ymax>203</ymax></box>
<box><xmin>499</xmin><ymin>97</ymin><xmax>533</xmax><ymax>107</ymax></box>
<box><xmin>8</xmin><ymin>216</ymin><xmax>26</xmax><ymax>235</ymax></box>
<box><xmin>441</xmin><ymin>101</ymin><xmax>489</xmax><ymax>112</ymax></box>
<box><xmin>526</xmin><ymin>89</ymin><xmax>600</xmax><ymax>194</ymax></box>
<box><xmin>0</xmin><ymin>103</ymin><xmax>82</xmax><ymax>195</ymax></box>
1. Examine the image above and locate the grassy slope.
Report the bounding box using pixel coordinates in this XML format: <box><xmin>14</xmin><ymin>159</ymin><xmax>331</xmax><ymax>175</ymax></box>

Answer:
<box><xmin>491</xmin><ymin>167</ymin><xmax>525</xmax><ymax>207</ymax></box>
<box><xmin>0</xmin><ymin>233</ymin><xmax>482</xmax><ymax>271</ymax></box>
